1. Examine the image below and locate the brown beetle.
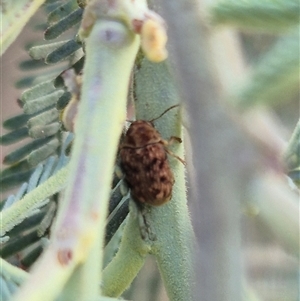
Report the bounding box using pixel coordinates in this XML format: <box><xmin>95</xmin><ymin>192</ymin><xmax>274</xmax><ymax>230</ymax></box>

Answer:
<box><xmin>120</xmin><ymin>105</ymin><xmax>185</xmax><ymax>206</ymax></box>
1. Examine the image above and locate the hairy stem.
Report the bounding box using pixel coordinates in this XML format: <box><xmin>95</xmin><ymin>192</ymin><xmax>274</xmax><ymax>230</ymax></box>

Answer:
<box><xmin>11</xmin><ymin>7</ymin><xmax>140</xmax><ymax>301</ymax></box>
<box><xmin>135</xmin><ymin>58</ymin><xmax>195</xmax><ymax>301</ymax></box>
<box><xmin>155</xmin><ymin>0</ymin><xmax>247</xmax><ymax>300</ymax></box>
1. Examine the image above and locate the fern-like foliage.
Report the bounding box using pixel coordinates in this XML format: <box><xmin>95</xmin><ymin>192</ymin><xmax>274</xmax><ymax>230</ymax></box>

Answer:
<box><xmin>0</xmin><ymin>133</ymin><xmax>72</xmax><ymax>268</ymax></box>
<box><xmin>1</xmin><ymin>0</ymin><xmax>83</xmax><ymax>193</ymax></box>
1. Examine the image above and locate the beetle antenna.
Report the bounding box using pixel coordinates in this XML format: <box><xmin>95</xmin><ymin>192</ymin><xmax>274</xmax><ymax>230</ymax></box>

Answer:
<box><xmin>149</xmin><ymin>104</ymin><xmax>180</xmax><ymax>122</ymax></box>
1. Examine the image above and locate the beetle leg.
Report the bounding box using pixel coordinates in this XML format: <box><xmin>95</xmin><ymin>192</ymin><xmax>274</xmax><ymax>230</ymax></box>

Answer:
<box><xmin>162</xmin><ymin>137</ymin><xmax>186</xmax><ymax>165</ymax></box>
<box><xmin>168</xmin><ymin>136</ymin><xmax>182</xmax><ymax>144</ymax></box>
<box><xmin>165</xmin><ymin>148</ymin><xmax>186</xmax><ymax>166</ymax></box>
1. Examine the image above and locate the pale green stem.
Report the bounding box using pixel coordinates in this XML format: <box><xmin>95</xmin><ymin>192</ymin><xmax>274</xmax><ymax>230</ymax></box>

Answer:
<box><xmin>1</xmin><ymin>0</ymin><xmax>46</xmax><ymax>55</ymax></box>
<box><xmin>1</xmin><ymin>165</ymin><xmax>69</xmax><ymax>236</ymax></box>
<box><xmin>102</xmin><ymin>58</ymin><xmax>195</xmax><ymax>301</ymax></box>
<box><xmin>56</xmin><ymin>238</ymin><xmax>102</xmax><ymax>301</ymax></box>
<box><xmin>102</xmin><ymin>213</ymin><xmax>149</xmax><ymax>296</ymax></box>
<box><xmin>11</xmin><ymin>246</ymin><xmax>78</xmax><ymax>301</ymax></box>
<box><xmin>11</xmin><ymin>15</ymin><xmax>140</xmax><ymax>301</ymax></box>
<box><xmin>134</xmin><ymin>59</ymin><xmax>195</xmax><ymax>301</ymax></box>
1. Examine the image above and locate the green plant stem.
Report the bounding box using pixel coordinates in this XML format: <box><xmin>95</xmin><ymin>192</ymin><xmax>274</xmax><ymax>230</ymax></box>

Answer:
<box><xmin>103</xmin><ymin>58</ymin><xmax>195</xmax><ymax>301</ymax></box>
<box><xmin>102</xmin><ymin>213</ymin><xmax>149</xmax><ymax>296</ymax></box>
<box><xmin>1</xmin><ymin>0</ymin><xmax>46</xmax><ymax>55</ymax></box>
<box><xmin>1</xmin><ymin>165</ymin><xmax>69</xmax><ymax>236</ymax></box>
<box><xmin>11</xmin><ymin>10</ymin><xmax>140</xmax><ymax>301</ymax></box>
<box><xmin>135</xmin><ymin>59</ymin><xmax>195</xmax><ymax>301</ymax></box>
<box><xmin>57</xmin><ymin>238</ymin><xmax>102</xmax><ymax>301</ymax></box>
<box><xmin>11</xmin><ymin>246</ymin><xmax>78</xmax><ymax>301</ymax></box>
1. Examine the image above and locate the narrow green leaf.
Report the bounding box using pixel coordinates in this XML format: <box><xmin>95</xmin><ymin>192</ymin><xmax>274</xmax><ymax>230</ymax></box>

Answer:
<box><xmin>71</xmin><ymin>55</ymin><xmax>85</xmax><ymax>73</ymax></box>
<box><xmin>2</xmin><ymin>195</ymin><xmax>16</xmax><ymax>211</ymax></box>
<box><xmin>23</xmin><ymin>90</ymin><xmax>64</xmax><ymax>114</ymax></box>
<box><xmin>37</xmin><ymin>202</ymin><xmax>56</xmax><ymax>236</ymax></box>
<box><xmin>21</xmin><ymin>245</ymin><xmax>44</xmax><ymax>268</ymax></box>
<box><xmin>0</xmin><ymin>127</ymin><xmax>29</xmax><ymax>145</ymax></box>
<box><xmin>47</xmin><ymin>0</ymin><xmax>79</xmax><ymax>24</ymax></box>
<box><xmin>27</xmin><ymin>138</ymin><xmax>60</xmax><ymax>166</ymax></box>
<box><xmin>0</xmin><ymin>170</ymin><xmax>34</xmax><ymax>192</ymax></box>
<box><xmin>44</xmin><ymin>0</ymin><xmax>63</xmax><ymax>14</ymax></box>
<box><xmin>19</xmin><ymin>59</ymin><xmax>46</xmax><ymax>71</ymax></box>
<box><xmin>105</xmin><ymin>197</ymin><xmax>129</xmax><ymax>245</ymax></box>
<box><xmin>44</xmin><ymin>8</ymin><xmax>83</xmax><ymax>40</ymax></box>
<box><xmin>39</xmin><ymin>156</ymin><xmax>58</xmax><ymax>183</ymax></box>
<box><xmin>6</xmin><ymin>210</ymin><xmax>46</xmax><ymax>237</ymax></box>
<box><xmin>3</xmin><ymin>137</ymin><xmax>53</xmax><ymax>165</ymax></box>
<box><xmin>29</xmin><ymin>41</ymin><xmax>67</xmax><ymax>60</ymax></box>
<box><xmin>26</xmin><ymin>163</ymin><xmax>45</xmax><ymax>192</ymax></box>
<box><xmin>29</xmin><ymin>122</ymin><xmax>61</xmax><ymax>139</ymax></box>
<box><xmin>56</xmin><ymin>91</ymin><xmax>72</xmax><ymax>109</ymax></box>
<box><xmin>108</xmin><ymin>182</ymin><xmax>127</xmax><ymax>213</ymax></box>
<box><xmin>31</xmin><ymin>69</ymin><xmax>67</xmax><ymax>87</ymax></box>
<box><xmin>3</xmin><ymin>114</ymin><xmax>31</xmax><ymax>130</ymax></box>
<box><xmin>0</xmin><ymin>230</ymin><xmax>40</xmax><ymax>258</ymax></box>
<box><xmin>0</xmin><ymin>160</ymin><xmax>31</xmax><ymax>178</ymax></box>
<box><xmin>15</xmin><ymin>76</ymin><xmax>36</xmax><ymax>89</ymax></box>
<box><xmin>27</xmin><ymin>107</ymin><xmax>59</xmax><ymax>128</ymax></box>
<box><xmin>45</xmin><ymin>39</ymin><xmax>82</xmax><ymax>64</ymax></box>
<box><xmin>21</xmin><ymin>80</ymin><xmax>55</xmax><ymax>102</ymax></box>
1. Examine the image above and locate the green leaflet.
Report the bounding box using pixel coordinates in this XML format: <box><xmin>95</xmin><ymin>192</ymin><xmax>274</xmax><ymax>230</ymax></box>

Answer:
<box><xmin>44</xmin><ymin>8</ymin><xmax>83</xmax><ymax>40</ymax></box>
<box><xmin>47</xmin><ymin>0</ymin><xmax>79</xmax><ymax>24</ymax></box>
<box><xmin>23</xmin><ymin>90</ymin><xmax>64</xmax><ymax>114</ymax></box>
